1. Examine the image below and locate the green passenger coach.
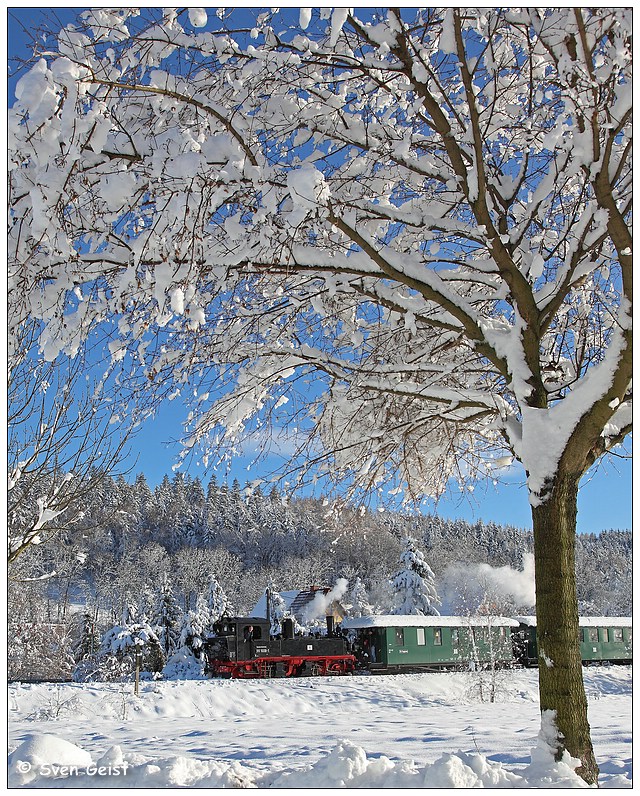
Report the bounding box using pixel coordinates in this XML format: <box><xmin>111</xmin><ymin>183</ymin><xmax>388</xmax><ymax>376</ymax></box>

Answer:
<box><xmin>341</xmin><ymin>615</ymin><xmax>519</xmax><ymax>671</ymax></box>
<box><xmin>514</xmin><ymin>616</ymin><xmax>632</xmax><ymax>666</ymax></box>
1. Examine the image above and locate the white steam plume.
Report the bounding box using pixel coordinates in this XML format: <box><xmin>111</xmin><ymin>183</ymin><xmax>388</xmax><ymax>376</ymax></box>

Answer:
<box><xmin>442</xmin><ymin>553</ymin><xmax>536</xmax><ymax>611</ymax></box>
<box><xmin>302</xmin><ymin>578</ymin><xmax>349</xmax><ymax>621</ymax></box>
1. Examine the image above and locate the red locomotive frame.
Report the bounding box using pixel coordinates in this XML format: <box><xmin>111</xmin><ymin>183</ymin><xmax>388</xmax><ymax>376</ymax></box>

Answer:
<box><xmin>208</xmin><ymin>652</ymin><xmax>356</xmax><ymax>679</ymax></box>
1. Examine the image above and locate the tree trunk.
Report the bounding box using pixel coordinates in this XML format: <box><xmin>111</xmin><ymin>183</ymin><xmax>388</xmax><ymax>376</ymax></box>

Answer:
<box><xmin>531</xmin><ymin>470</ymin><xmax>599</xmax><ymax>785</ymax></box>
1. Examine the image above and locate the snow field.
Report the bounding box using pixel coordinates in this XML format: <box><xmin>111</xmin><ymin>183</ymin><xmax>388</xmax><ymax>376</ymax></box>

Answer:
<box><xmin>8</xmin><ymin>667</ymin><xmax>631</xmax><ymax>788</ymax></box>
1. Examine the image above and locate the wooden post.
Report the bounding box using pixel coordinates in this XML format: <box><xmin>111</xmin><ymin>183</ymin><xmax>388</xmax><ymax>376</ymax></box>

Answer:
<box><xmin>134</xmin><ymin>647</ymin><xmax>142</xmax><ymax>697</ymax></box>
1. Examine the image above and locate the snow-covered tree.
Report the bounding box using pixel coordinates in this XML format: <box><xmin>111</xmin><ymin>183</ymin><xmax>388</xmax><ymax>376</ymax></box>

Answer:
<box><xmin>8</xmin><ymin>321</ymin><xmax>134</xmax><ymax>563</ymax></box>
<box><xmin>178</xmin><ymin>593</ymin><xmax>210</xmax><ymax>660</ymax></box>
<box><xmin>205</xmin><ymin>575</ymin><xmax>233</xmax><ymax>624</ymax></box>
<box><xmin>173</xmin><ymin>546</ymin><xmax>243</xmax><ymax>612</ymax></box>
<box><xmin>348</xmin><ymin>577</ymin><xmax>373</xmax><ymax>619</ymax></box>
<box><xmin>8</xmin><ymin>621</ymin><xmax>75</xmax><ymax>682</ymax></box>
<box><xmin>265</xmin><ymin>585</ymin><xmax>304</xmax><ymax>637</ymax></box>
<box><xmin>71</xmin><ymin>612</ymin><xmax>101</xmax><ymax>663</ymax></box>
<box><xmin>100</xmin><ymin>620</ymin><xmax>162</xmax><ymax>664</ymax></box>
<box><xmin>151</xmin><ymin>574</ymin><xmax>183</xmax><ymax>658</ymax></box>
<box><xmin>265</xmin><ymin>586</ymin><xmax>286</xmax><ymax>637</ymax></box>
<box><xmin>9</xmin><ymin>8</ymin><xmax>632</xmax><ymax>781</ymax></box>
<box><xmin>75</xmin><ymin>616</ymin><xmax>163</xmax><ymax>682</ymax></box>
<box><xmin>390</xmin><ymin>538</ymin><xmax>440</xmax><ymax>617</ymax></box>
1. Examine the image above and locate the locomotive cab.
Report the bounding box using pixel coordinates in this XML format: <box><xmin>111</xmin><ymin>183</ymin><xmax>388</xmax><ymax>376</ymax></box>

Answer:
<box><xmin>206</xmin><ymin>617</ymin><xmax>271</xmax><ymax>667</ymax></box>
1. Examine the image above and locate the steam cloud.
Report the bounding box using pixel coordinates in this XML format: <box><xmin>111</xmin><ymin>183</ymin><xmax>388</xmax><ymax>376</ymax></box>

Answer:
<box><xmin>302</xmin><ymin>578</ymin><xmax>349</xmax><ymax>621</ymax></box>
<box><xmin>472</xmin><ymin>552</ymin><xmax>535</xmax><ymax>606</ymax></box>
<box><xmin>443</xmin><ymin>553</ymin><xmax>536</xmax><ymax>611</ymax></box>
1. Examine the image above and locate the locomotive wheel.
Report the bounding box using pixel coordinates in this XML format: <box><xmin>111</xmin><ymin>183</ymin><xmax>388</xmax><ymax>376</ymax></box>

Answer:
<box><xmin>285</xmin><ymin>660</ymin><xmax>303</xmax><ymax>677</ymax></box>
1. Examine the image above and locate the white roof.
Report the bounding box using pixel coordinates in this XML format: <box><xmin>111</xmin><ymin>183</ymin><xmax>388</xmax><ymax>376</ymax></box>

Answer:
<box><xmin>515</xmin><ymin>616</ymin><xmax>632</xmax><ymax>628</ymax></box>
<box><xmin>341</xmin><ymin>615</ymin><xmax>520</xmax><ymax>629</ymax></box>
<box><xmin>251</xmin><ymin>590</ymin><xmax>299</xmax><ymax>619</ymax></box>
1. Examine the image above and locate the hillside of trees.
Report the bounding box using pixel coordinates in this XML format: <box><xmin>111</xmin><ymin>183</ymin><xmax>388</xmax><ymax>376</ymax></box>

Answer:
<box><xmin>10</xmin><ymin>471</ymin><xmax>631</xmax><ymax>630</ymax></box>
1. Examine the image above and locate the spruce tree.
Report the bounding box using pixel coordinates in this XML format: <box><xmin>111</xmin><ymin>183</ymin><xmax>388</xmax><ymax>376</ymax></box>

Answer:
<box><xmin>391</xmin><ymin>538</ymin><xmax>441</xmax><ymax>616</ymax></box>
<box><xmin>205</xmin><ymin>575</ymin><xmax>233</xmax><ymax>624</ymax></box>
<box><xmin>348</xmin><ymin>577</ymin><xmax>373</xmax><ymax>618</ymax></box>
<box><xmin>151</xmin><ymin>574</ymin><xmax>183</xmax><ymax>658</ymax></box>
<box><xmin>265</xmin><ymin>585</ymin><xmax>303</xmax><ymax>636</ymax></box>
<box><xmin>266</xmin><ymin>585</ymin><xmax>288</xmax><ymax>636</ymax></box>
<box><xmin>178</xmin><ymin>593</ymin><xmax>210</xmax><ymax>660</ymax></box>
<box><xmin>72</xmin><ymin>612</ymin><xmax>101</xmax><ymax>662</ymax></box>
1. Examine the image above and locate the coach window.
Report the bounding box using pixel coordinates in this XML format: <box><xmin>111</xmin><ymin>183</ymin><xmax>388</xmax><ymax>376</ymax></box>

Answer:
<box><xmin>433</xmin><ymin>628</ymin><xmax>442</xmax><ymax>646</ymax></box>
<box><xmin>451</xmin><ymin>629</ymin><xmax>459</xmax><ymax>645</ymax></box>
<box><xmin>613</xmin><ymin>628</ymin><xmax>624</xmax><ymax>642</ymax></box>
<box><xmin>585</xmin><ymin>628</ymin><xmax>598</xmax><ymax>643</ymax></box>
<box><xmin>416</xmin><ymin>627</ymin><xmax>426</xmax><ymax>646</ymax></box>
<box><xmin>395</xmin><ymin>627</ymin><xmax>405</xmax><ymax>646</ymax></box>
<box><xmin>600</xmin><ymin>628</ymin><xmax>609</xmax><ymax>643</ymax></box>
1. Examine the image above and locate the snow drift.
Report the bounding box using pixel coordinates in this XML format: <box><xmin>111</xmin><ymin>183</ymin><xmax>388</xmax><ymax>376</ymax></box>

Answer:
<box><xmin>8</xmin><ymin>669</ymin><xmax>631</xmax><ymax>789</ymax></box>
<box><xmin>8</xmin><ymin>733</ymin><xmax>595</xmax><ymax>788</ymax></box>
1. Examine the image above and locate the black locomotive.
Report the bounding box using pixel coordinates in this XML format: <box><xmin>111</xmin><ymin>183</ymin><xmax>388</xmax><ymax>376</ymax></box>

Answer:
<box><xmin>204</xmin><ymin>615</ymin><xmax>355</xmax><ymax>678</ymax></box>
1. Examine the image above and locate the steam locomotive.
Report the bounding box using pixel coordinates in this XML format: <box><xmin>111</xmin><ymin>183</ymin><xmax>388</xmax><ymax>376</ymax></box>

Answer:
<box><xmin>204</xmin><ymin>615</ymin><xmax>355</xmax><ymax>678</ymax></box>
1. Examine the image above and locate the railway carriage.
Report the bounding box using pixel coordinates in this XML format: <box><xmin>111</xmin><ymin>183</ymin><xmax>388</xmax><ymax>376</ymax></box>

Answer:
<box><xmin>341</xmin><ymin>615</ymin><xmax>519</xmax><ymax>672</ymax></box>
<box><xmin>514</xmin><ymin>616</ymin><xmax>632</xmax><ymax>666</ymax></box>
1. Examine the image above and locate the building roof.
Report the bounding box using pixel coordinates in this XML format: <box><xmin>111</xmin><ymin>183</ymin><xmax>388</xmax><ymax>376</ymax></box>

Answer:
<box><xmin>290</xmin><ymin>587</ymin><xmax>328</xmax><ymax>617</ymax></box>
<box><xmin>251</xmin><ymin>590</ymin><xmax>299</xmax><ymax>619</ymax></box>
<box><xmin>251</xmin><ymin>587</ymin><xmax>345</xmax><ymax>621</ymax></box>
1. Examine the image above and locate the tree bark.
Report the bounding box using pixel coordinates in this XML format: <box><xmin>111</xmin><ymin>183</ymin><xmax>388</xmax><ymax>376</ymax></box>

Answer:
<box><xmin>531</xmin><ymin>470</ymin><xmax>599</xmax><ymax>785</ymax></box>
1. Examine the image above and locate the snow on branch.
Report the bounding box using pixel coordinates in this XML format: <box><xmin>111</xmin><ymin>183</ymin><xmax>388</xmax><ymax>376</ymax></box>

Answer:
<box><xmin>8</xmin><ymin>7</ymin><xmax>631</xmax><ymax>505</ymax></box>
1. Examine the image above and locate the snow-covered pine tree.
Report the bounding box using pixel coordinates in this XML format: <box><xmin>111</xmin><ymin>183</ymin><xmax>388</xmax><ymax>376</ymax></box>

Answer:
<box><xmin>72</xmin><ymin>611</ymin><xmax>101</xmax><ymax>662</ymax></box>
<box><xmin>178</xmin><ymin>592</ymin><xmax>210</xmax><ymax>660</ymax></box>
<box><xmin>137</xmin><ymin>584</ymin><xmax>155</xmax><ymax>624</ymax></box>
<box><xmin>266</xmin><ymin>585</ymin><xmax>288</xmax><ymax>637</ymax></box>
<box><xmin>205</xmin><ymin>575</ymin><xmax>233</xmax><ymax>624</ymax></box>
<box><xmin>151</xmin><ymin>574</ymin><xmax>182</xmax><ymax>658</ymax></box>
<box><xmin>348</xmin><ymin>577</ymin><xmax>373</xmax><ymax>618</ymax></box>
<box><xmin>74</xmin><ymin>616</ymin><xmax>163</xmax><ymax>682</ymax></box>
<box><xmin>391</xmin><ymin>538</ymin><xmax>441</xmax><ymax>616</ymax></box>
<box><xmin>204</xmin><ymin>474</ymin><xmax>220</xmax><ymax>546</ymax></box>
<box><xmin>99</xmin><ymin>619</ymin><xmax>162</xmax><ymax>664</ymax></box>
<box><xmin>119</xmin><ymin>596</ymin><xmax>137</xmax><ymax>626</ymax></box>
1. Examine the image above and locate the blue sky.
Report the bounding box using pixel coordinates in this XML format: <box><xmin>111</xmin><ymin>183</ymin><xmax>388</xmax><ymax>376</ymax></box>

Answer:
<box><xmin>126</xmin><ymin>392</ymin><xmax>631</xmax><ymax>534</ymax></box>
<box><xmin>8</xmin><ymin>8</ymin><xmax>632</xmax><ymax>533</ymax></box>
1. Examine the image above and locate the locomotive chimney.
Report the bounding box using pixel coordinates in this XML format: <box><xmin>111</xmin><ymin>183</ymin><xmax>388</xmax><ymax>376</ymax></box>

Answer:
<box><xmin>265</xmin><ymin>587</ymin><xmax>271</xmax><ymax>624</ymax></box>
<box><xmin>326</xmin><ymin>615</ymin><xmax>335</xmax><ymax>637</ymax></box>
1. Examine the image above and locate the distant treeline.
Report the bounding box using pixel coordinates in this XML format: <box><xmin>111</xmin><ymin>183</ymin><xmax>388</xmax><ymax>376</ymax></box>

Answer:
<box><xmin>9</xmin><ymin>470</ymin><xmax>631</xmax><ymax>629</ymax></box>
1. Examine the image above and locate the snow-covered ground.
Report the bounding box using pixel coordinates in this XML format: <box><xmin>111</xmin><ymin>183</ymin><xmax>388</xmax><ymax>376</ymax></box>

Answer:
<box><xmin>8</xmin><ymin>666</ymin><xmax>631</xmax><ymax>788</ymax></box>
